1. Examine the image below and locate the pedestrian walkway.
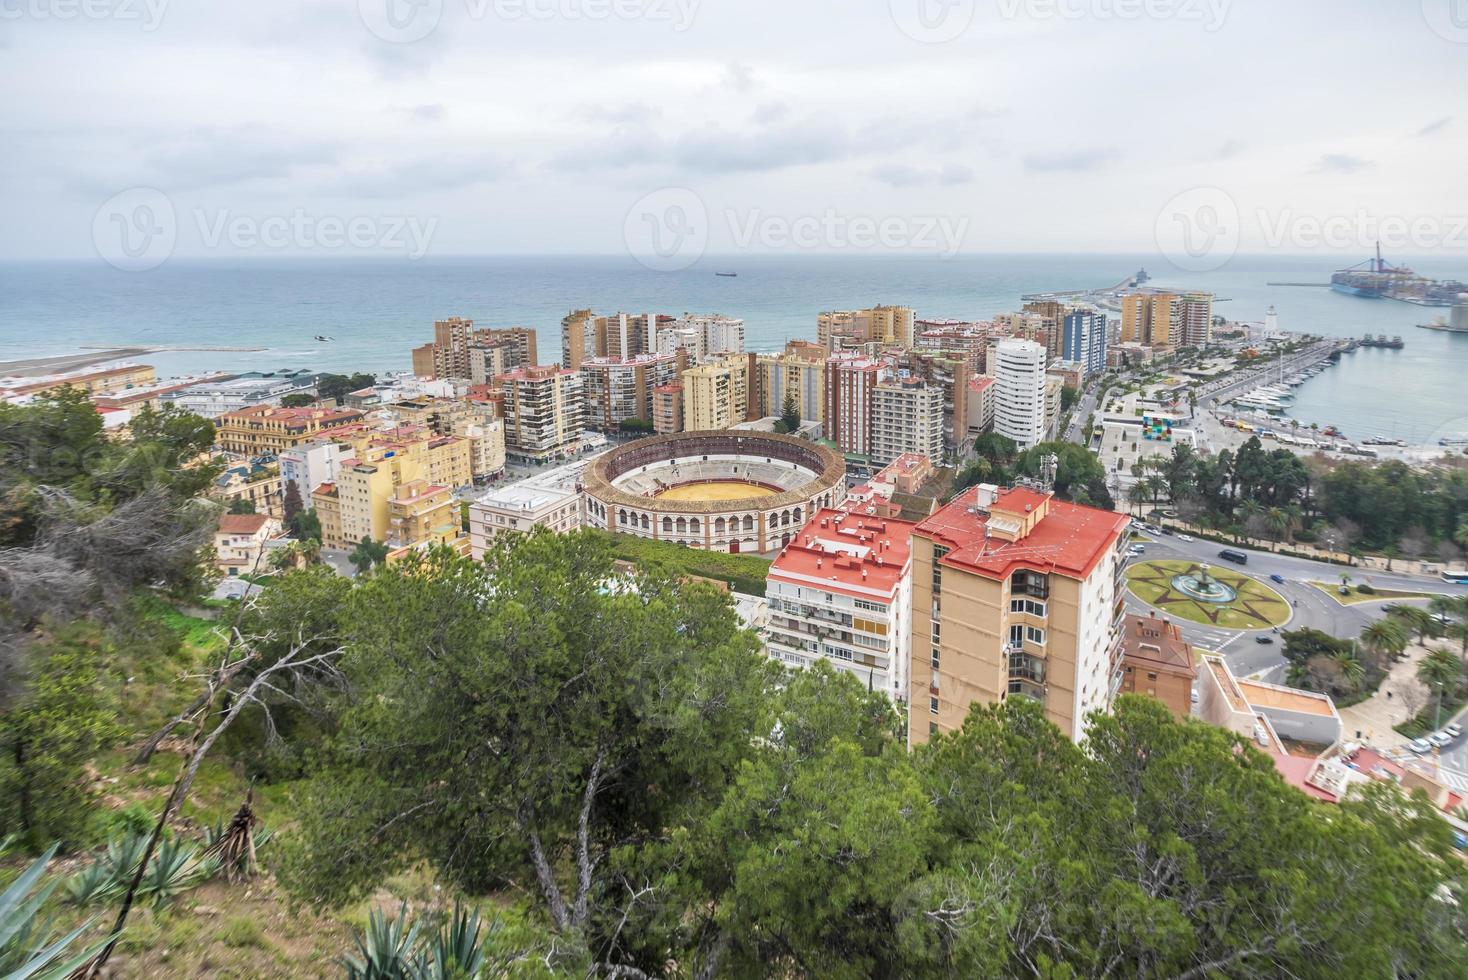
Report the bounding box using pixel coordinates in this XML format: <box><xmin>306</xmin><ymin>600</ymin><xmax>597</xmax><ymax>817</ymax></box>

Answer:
<box><xmin>1337</xmin><ymin>641</ymin><xmax>1432</xmax><ymax>747</ymax></box>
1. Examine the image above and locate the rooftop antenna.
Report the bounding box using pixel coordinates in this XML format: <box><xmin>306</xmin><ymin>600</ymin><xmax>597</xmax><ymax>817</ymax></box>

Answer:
<box><xmin>1039</xmin><ymin>452</ymin><xmax>1059</xmax><ymax>491</ymax></box>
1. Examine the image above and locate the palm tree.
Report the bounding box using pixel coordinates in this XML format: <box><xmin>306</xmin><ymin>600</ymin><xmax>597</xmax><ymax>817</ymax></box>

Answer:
<box><xmin>1449</xmin><ymin>620</ymin><xmax>1468</xmax><ymax>666</ymax></box>
<box><xmin>1359</xmin><ymin>617</ymin><xmax>1409</xmax><ymax>671</ymax></box>
<box><xmin>1429</xmin><ymin>594</ymin><xmax>1457</xmax><ymax>626</ymax></box>
<box><xmin>1386</xmin><ymin>605</ymin><xmax>1438</xmax><ymax>645</ymax></box>
<box><xmin>1418</xmin><ymin>647</ymin><xmax>1464</xmax><ymax>728</ymax></box>
<box><xmin>1330</xmin><ymin>650</ymin><xmax>1366</xmax><ymax>693</ymax></box>
<box><xmin>1265</xmin><ymin>507</ymin><xmax>1292</xmax><ymax>550</ymax></box>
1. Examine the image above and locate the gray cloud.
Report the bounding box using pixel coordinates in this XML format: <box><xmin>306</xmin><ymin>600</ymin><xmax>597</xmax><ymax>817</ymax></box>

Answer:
<box><xmin>1416</xmin><ymin>117</ymin><xmax>1451</xmax><ymax>137</ymax></box>
<box><xmin>723</xmin><ymin>62</ymin><xmax>758</xmax><ymax>93</ymax></box>
<box><xmin>1313</xmin><ymin>153</ymin><xmax>1371</xmax><ymax>174</ymax></box>
<box><xmin>1212</xmin><ymin>140</ymin><xmax>1247</xmax><ymax>160</ymax></box>
<box><xmin>1023</xmin><ymin>149</ymin><xmax>1119</xmax><ymax>173</ymax></box>
<box><xmin>871</xmin><ymin>163</ymin><xmax>974</xmax><ymax>187</ymax></box>
<box><xmin>407</xmin><ymin>104</ymin><xmax>445</xmax><ymax>123</ymax></box>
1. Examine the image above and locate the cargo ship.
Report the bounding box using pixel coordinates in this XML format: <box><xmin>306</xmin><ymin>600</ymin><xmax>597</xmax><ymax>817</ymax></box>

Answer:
<box><xmin>1331</xmin><ymin>244</ymin><xmax>1468</xmax><ymax>306</ymax></box>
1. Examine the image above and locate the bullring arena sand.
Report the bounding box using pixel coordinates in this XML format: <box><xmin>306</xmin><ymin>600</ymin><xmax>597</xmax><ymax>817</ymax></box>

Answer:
<box><xmin>654</xmin><ymin>481</ymin><xmax>777</xmax><ymax>502</ymax></box>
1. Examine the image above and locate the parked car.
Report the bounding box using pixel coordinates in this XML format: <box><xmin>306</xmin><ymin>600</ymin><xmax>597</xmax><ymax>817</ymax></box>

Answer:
<box><xmin>1410</xmin><ymin>738</ymin><xmax>1433</xmax><ymax>754</ymax></box>
<box><xmin>1178</xmin><ymin>534</ymin><xmax>1195</xmax><ymax>542</ymax></box>
<box><xmin>1270</xmin><ymin>574</ymin><xmax>1286</xmax><ymax>584</ymax></box>
<box><xmin>1447</xmin><ymin>723</ymin><xmax>1463</xmax><ymax>738</ymax></box>
<box><xmin>1429</xmin><ymin>731</ymin><xmax>1454</xmax><ymax>747</ymax></box>
<box><xmin>1254</xmin><ymin>635</ymin><xmax>1274</xmax><ymax>645</ymax></box>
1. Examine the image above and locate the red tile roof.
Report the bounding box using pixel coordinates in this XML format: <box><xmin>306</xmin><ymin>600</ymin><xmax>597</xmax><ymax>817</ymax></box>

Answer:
<box><xmin>915</xmin><ymin>485</ymin><xmax>1128</xmax><ymax>582</ymax></box>
<box><xmin>218</xmin><ymin>513</ymin><xmax>272</xmax><ymax>535</ymax></box>
<box><xmin>769</xmin><ymin>508</ymin><xmax>916</xmax><ymax>601</ymax></box>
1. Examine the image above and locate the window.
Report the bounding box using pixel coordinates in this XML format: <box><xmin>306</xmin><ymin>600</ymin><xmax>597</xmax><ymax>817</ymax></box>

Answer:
<box><xmin>931</xmin><ymin>648</ymin><xmax>941</xmax><ymax>670</ymax></box>
<box><xmin>1147</xmin><ymin>672</ymin><xmax>1157</xmax><ymax>680</ymax></box>
<box><xmin>930</xmin><ymin>697</ymin><xmax>939</xmax><ymax>715</ymax></box>
<box><xmin>1009</xmin><ymin>598</ymin><xmax>1047</xmax><ymax>617</ymax></box>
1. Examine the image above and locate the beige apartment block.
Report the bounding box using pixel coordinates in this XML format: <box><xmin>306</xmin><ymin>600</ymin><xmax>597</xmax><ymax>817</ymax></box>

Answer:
<box><xmin>909</xmin><ymin>485</ymin><xmax>1129</xmax><ymax>746</ymax></box>
<box><xmin>682</xmin><ymin>355</ymin><xmax>750</xmax><ymax>431</ymax></box>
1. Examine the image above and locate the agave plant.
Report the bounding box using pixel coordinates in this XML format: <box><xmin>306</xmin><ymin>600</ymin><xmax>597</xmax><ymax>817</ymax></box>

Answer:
<box><xmin>139</xmin><ymin>836</ymin><xmax>219</xmax><ymax>910</ymax></box>
<box><xmin>342</xmin><ymin>902</ymin><xmax>423</xmax><ymax>980</ymax></box>
<box><xmin>0</xmin><ymin>845</ymin><xmax>109</xmax><ymax>980</ymax></box>
<box><xmin>100</xmin><ymin>831</ymin><xmax>150</xmax><ymax>886</ymax></box>
<box><xmin>63</xmin><ymin>862</ymin><xmax>122</xmax><ymax>908</ymax></box>
<box><xmin>421</xmin><ymin>902</ymin><xmax>495</xmax><ymax>979</ymax></box>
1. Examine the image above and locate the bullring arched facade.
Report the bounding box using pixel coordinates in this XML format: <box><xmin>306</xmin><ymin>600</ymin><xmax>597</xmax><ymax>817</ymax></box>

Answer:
<box><xmin>582</xmin><ymin>431</ymin><xmax>846</xmax><ymax>555</ymax></box>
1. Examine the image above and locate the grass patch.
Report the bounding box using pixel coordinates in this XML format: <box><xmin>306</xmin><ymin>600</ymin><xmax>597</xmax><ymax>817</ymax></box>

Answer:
<box><xmin>1307</xmin><ymin>582</ymin><xmax>1442</xmax><ymax>606</ymax></box>
<box><xmin>1125</xmin><ymin>559</ymin><xmax>1291</xmax><ymax>629</ymax></box>
<box><xmin>220</xmin><ymin>915</ymin><xmax>268</xmax><ymax>949</ymax></box>
<box><xmin>600</xmin><ymin>531</ymin><xmax>773</xmax><ymax>596</ymax></box>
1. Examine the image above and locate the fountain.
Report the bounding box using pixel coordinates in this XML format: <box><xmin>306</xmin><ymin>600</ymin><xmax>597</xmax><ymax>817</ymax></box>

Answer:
<box><xmin>1171</xmin><ymin>563</ymin><xmax>1237</xmax><ymax>604</ymax></box>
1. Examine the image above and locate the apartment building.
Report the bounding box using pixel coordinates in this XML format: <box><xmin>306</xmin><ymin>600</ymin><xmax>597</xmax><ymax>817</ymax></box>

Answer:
<box><xmin>561</xmin><ymin>310</ymin><xmax>673</xmax><ymax>368</ymax></box>
<box><xmin>1178</xmin><ymin>292</ymin><xmax>1214</xmax><ymax>347</ymax></box>
<box><xmin>909</xmin><ymin>483</ymin><xmax>1130</xmax><ymax>745</ymax></box>
<box><xmin>467</xmin><ymin>456</ymin><xmax>595</xmax><ymax>556</ymax></box>
<box><xmin>817</xmin><ymin>305</ymin><xmax>915</xmax><ymax>351</ymax></box>
<box><xmin>450</xmin><ymin>417</ymin><xmax>507</xmax><ymax>481</ymax></box>
<box><xmin>497</xmin><ymin>366</ymin><xmax>586</xmax><ymax>462</ymax></box>
<box><xmin>579</xmin><ymin>352</ymin><xmax>684</xmax><ymax>431</ymax></box>
<box><xmin>682</xmin><ymin>355</ymin><xmax>751</xmax><ymax>431</ymax></box>
<box><xmin>1021</xmin><ymin>300</ymin><xmax>1067</xmax><ymax>357</ymax></box>
<box><xmin>1121</xmin><ymin>293</ymin><xmax>1205</xmax><ymax>349</ymax></box>
<box><xmin>214</xmin><ymin>406</ymin><xmax>365</xmax><ymax>457</ymax></box>
<box><xmin>754</xmin><ymin>341</ymin><xmax>828</xmax><ymax>423</ymax></box>
<box><xmin>992</xmin><ymin>339</ymin><xmax>1048</xmax><ymax>450</ymax></box>
<box><xmin>279</xmin><ymin>441</ymin><xmax>351</xmax><ymax>502</ymax></box>
<box><xmin>652</xmin><ymin>382</ymin><xmax>684</xmax><ymax>435</ymax></box>
<box><xmin>964</xmin><ymin>376</ymin><xmax>996</xmax><ymax>440</ymax></box>
<box><xmin>385</xmin><ymin>480</ymin><xmax>461</xmax><ymax>552</ymax></box>
<box><xmin>1061</xmin><ymin>308</ymin><xmax>1107</xmax><ymax>378</ymax></box>
<box><xmin>1043</xmin><ymin>375</ymin><xmax>1064</xmax><ymax>439</ymax></box>
<box><xmin>413</xmin><ymin>318</ymin><xmax>538</xmax><ymax>381</ymax></box>
<box><xmin>682</xmin><ymin>313</ymin><xmax>745</xmax><ymax>356</ymax></box>
<box><xmin>824</xmin><ymin>354</ymin><xmax>883</xmax><ymax>456</ymax></box>
<box><xmin>1118</xmin><ymin>612</ymin><xmax>1198</xmax><ymax>719</ymax></box>
<box><xmin>871</xmin><ymin>378</ymin><xmax>943</xmax><ymax>466</ymax></box>
<box><xmin>917</xmin><ymin>320</ymin><xmax>991</xmax><ymax>374</ymax></box>
<box><xmin>766</xmin><ymin>508</ymin><xmax>917</xmax><ymax>702</ymax></box>
<box><xmin>992</xmin><ymin>311</ymin><xmax>1056</xmax><ymax>355</ymax></box>
<box><xmin>328</xmin><ymin>440</ymin><xmax>465</xmax><ymax>549</ymax></box>
<box><xmin>889</xmin><ymin>349</ymin><xmax>972</xmax><ymax>459</ymax></box>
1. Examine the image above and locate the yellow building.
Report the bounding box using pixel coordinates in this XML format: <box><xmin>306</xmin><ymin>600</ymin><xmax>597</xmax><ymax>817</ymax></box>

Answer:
<box><xmin>214</xmin><ymin>406</ymin><xmax>365</xmax><ymax>457</ymax></box>
<box><xmin>681</xmin><ymin>354</ymin><xmax>750</xmax><ymax>431</ymax></box>
<box><xmin>311</xmin><ymin>483</ymin><xmax>345</xmax><ymax>550</ymax></box>
<box><xmin>755</xmin><ymin>341</ymin><xmax>827</xmax><ymax>423</ymax></box>
<box><xmin>385</xmin><ymin>480</ymin><xmax>461</xmax><ymax>552</ymax></box>
<box><xmin>817</xmin><ymin>306</ymin><xmax>915</xmax><ymax>350</ymax></box>
<box><xmin>1120</xmin><ymin>293</ymin><xmax>1186</xmax><ymax>348</ymax></box>
<box><xmin>323</xmin><ymin>428</ymin><xmax>474</xmax><ymax>550</ymax></box>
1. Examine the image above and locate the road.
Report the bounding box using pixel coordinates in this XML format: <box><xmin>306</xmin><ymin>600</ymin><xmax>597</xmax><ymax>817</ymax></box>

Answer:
<box><xmin>1121</xmin><ymin>532</ymin><xmax>1468</xmax><ymax>683</ymax></box>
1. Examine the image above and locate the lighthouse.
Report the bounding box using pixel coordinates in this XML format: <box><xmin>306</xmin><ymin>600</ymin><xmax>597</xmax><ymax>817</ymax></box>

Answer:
<box><xmin>1264</xmin><ymin>305</ymin><xmax>1280</xmax><ymax>338</ymax></box>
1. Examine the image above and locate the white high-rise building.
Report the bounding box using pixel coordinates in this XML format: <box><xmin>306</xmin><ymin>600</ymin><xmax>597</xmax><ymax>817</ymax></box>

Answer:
<box><xmin>993</xmin><ymin>338</ymin><xmax>1047</xmax><ymax>450</ymax></box>
<box><xmin>679</xmin><ymin>314</ymin><xmax>745</xmax><ymax>358</ymax></box>
<box><xmin>871</xmin><ymin>379</ymin><xmax>943</xmax><ymax>466</ymax></box>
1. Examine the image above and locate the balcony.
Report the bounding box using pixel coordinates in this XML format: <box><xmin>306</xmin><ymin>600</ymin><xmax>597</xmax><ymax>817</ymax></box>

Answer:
<box><xmin>1008</xmin><ymin>650</ymin><xmax>1046</xmax><ymax>685</ymax></box>
<box><xmin>1010</xmin><ymin>572</ymin><xmax>1050</xmax><ymax>600</ymax></box>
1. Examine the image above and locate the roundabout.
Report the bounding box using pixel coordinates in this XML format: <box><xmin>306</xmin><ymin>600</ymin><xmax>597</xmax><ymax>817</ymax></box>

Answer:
<box><xmin>1125</xmin><ymin>559</ymin><xmax>1291</xmax><ymax>629</ymax></box>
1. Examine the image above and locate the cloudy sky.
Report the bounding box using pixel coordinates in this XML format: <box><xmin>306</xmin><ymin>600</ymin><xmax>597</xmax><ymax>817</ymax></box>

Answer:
<box><xmin>2</xmin><ymin>0</ymin><xmax>1466</xmax><ymax>261</ymax></box>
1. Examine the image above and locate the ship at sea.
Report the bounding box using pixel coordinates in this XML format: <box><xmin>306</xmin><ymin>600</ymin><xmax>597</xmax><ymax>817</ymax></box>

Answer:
<box><xmin>1331</xmin><ymin>244</ymin><xmax>1468</xmax><ymax>306</ymax></box>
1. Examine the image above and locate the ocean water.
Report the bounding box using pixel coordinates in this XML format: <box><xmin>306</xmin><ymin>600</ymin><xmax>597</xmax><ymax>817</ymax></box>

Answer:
<box><xmin>1</xmin><ymin>253</ymin><xmax>1464</xmax><ymax>442</ymax></box>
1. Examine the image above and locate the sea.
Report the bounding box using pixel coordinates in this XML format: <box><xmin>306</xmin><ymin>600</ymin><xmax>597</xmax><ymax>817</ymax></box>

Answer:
<box><xmin>1</xmin><ymin>253</ymin><xmax>1465</xmax><ymax>445</ymax></box>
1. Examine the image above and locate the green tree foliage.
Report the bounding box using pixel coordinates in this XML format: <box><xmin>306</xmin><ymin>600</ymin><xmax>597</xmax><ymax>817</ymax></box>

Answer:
<box><xmin>348</xmin><ymin>536</ymin><xmax>389</xmax><ymax>573</ymax></box>
<box><xmin>1060</xmin><ymin>384</ymin><xmax>1079</xmax><ymax>412</ymax></box>
<box><xmin>0</xmin><ymin>630</ymin><xmax>118</xmax><ymax>848</ymax></box>
<box><xmin>280</xmin><ymin>393</ymin><xmax>315</xmax><ymax>409</ymax></box>
<box><xmin>226</xmin><ymin>497</ymin><xmax>256</xmax><ymax>515</ymax></box>
<box><xmin>776</xmin><ymin>391</ymin><xmax>800</xmax><ymax>434</ymax></box>
<box><xmin>316</xmin><ymin>373</ymin><xmax>377</xmax><ymax>405</ymax></box>
<box><xmin>617</xmin><ymin>418</ymin><xmax>654</xmax><ymax>434</ymax></box>
<box><xmin>282</xmin><ymin>538</ymin><xmax>1467</xmax><ymax>978</ymax></box>
<box><xmin>281</xmin><ymin>533</ymin><xmax>778</xmax><ymax>971</ymax></box>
